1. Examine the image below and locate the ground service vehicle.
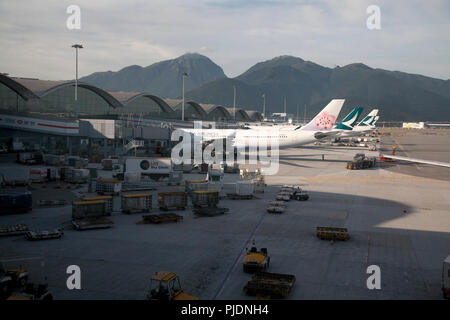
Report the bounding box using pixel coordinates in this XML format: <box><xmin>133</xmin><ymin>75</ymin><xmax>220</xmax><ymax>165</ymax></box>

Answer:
<box><xmin>147</xmin><ymin>271</ymin><xmax>196</xmax><ymax>300</ymax></box>
<box><xmin>0</xmin><ymin>264</ymin><xmax>28</xmax><ymax>299</ymax></box>
<box><xmin>7</xmin><ymin>283</ymin><xmax>52</xmax><ymax>300</ymax></box>
<box><xmin>243</xmin><ymin>247</ymin><xmax>270</xmax><ymax>273</ymax></box>
<box><xmin>292</xmin><ymin>190</ymin><xmax>309</xmax><ymax>201</ymax></box>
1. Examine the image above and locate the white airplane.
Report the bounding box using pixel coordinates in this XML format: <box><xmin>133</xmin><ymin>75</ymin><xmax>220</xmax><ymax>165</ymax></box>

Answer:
<box><xmin>182</xmin><ymin>99</ymin><xmax>345</xmax><ymax>148</ymax></box>
<box><xmin>337</xmin><ymin>109</ymin><xmax>379</xmax><ymax>138</ymax></box>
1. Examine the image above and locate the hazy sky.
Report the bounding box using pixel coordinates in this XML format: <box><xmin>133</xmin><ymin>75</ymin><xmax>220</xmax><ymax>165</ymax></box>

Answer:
<box><xmin>1</xmin><ymin>0</ymin><xmax>449</xmax><ymax>80</ymax></box>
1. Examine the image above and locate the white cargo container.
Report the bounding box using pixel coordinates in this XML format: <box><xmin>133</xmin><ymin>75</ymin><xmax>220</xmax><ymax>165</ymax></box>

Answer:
<box><xmin>125</xmin><ymin>157</ymin><xmax>171</xmax><ymax>181</ymax></box>
<box><xmin>29</xmin><ymin>168</ymin><xmax>47</xmax><ymax>183</ymax></box>
<box><xmin>65</xmin><ymin>168</ymin><xmax>89</xmax><ymax>184</ymax></box>
<box><xmin>236</xmin><ymin>181</ymin><xmax>254</xmax><ymax>196</ymax></box>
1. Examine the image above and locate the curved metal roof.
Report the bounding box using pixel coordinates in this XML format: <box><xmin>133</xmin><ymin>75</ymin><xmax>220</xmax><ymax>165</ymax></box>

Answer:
<box><xmin>114</xmin><ymin>92</ymin><xmax>174</xmax><ymax>113</ymax></box>
<box><xmin>0</xmin><ymin>74</ymin><xmax>41</xmax><ymax>101</ymax></box>
<box><xmin>225</xmin><ymin>107</ymin><xmax>251</xmax><ymax>121</ymax></box>
<box><xmin>201</xmin><ymin>104</ymin><xmax>232</xmax><ymax>119</ymax></box>
<box><xmin>39</xmin><ymin>81</ymin><xmax>124</xmax><ymax>109</ymax></box>
<box><xmin>246</xmin><ymin>110</ymin><xmax>263</xmax><ymax>121</ymax></box>
<box><xmin>173</xmin><ymin>101</ymin><xmax>208</xmax><ymax>118</ymax></box>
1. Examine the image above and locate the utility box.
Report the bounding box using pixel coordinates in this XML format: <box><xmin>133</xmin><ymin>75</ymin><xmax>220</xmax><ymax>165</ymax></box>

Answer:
<box><xmin>121</xmin><ymin>193</ymin><xmax>152</xmax><ymax>214</ymax></box>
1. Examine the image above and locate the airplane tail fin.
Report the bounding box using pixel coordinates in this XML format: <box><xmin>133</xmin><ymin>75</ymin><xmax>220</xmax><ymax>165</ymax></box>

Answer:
<box><xmin>356</xmin><ymin>109</ymin><xmax>378</xmax><ymax>127</ymax></box>
<box><xmin>371</xmin><ymin>115</ymin><xmax>380</xmax><ymax>126</ymax></box>
<box><xmin>334</xmin><ymin>107</ymin><xmax>363</xmax><ymax>130</ymax></box>
<box><xmin>299</xmin><ymin>99</ymin><xmax>344</xmax><ymax>131</ymax></box>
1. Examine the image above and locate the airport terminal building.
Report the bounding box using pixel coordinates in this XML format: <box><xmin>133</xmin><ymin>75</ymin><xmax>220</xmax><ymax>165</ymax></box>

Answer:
<box><xmin>0</xmin><ymin>74</ymin><xmax>263</xmax><ymax>157</ymax></box>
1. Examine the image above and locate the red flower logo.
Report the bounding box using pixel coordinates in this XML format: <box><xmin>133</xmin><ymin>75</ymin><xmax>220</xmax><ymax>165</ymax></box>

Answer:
<box><xmin>315</xmin><ymin>111</ymin><xmax>336</xmax><ymax>130</ymax></box>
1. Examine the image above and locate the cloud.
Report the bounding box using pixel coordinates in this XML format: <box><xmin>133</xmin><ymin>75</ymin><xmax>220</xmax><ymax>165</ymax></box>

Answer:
<box><xmin>0</xmin><ymin>0</ymin><xmax>448</xmax><ymax>80</ymax></box>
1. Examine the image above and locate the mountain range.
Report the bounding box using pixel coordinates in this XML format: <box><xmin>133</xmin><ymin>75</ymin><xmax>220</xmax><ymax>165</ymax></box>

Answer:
<box><xmin>80</xmin><ymin>53</ymin><xmax>450</xmax><ymax>121</ymax></box>
<box><xmin>80</xmin><ymin>53</ymin><xmax>226</xmax><ymax>98</ymax></box>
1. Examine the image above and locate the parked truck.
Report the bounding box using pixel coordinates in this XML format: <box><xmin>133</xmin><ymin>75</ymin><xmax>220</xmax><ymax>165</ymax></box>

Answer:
<box><xmin>124</xmin><ymin>157</ymin><xmax>171</xmax><ymax>181</ymax></box>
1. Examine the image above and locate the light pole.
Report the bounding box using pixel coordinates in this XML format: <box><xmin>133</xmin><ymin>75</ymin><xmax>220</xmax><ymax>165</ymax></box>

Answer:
<box><xmin>262</xmin><ymin>93</ymin><xmax>266</xmax><ymax>119</ymax></box>
<box><xmin>283</xmin><ymin>96</ymin><xmax>287</xmax><ymax>122</ymax></box>
<box><xmin>233</xmin><ymin>85</ymin><xmax>236</xmax><ymax>122</ymax></box>
<box><xmin>181</xmin><ymin>72</ymin><xmax>188</xmax><ymax>121</ymax></box>
<box><xmin>72</xmin><ymin>44</ymin><xmax>83</xmax><ymax>101</ymax></box>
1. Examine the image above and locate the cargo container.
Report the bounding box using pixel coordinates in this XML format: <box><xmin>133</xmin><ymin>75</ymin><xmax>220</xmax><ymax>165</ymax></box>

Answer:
<box><xmin>29</xmin><ymin>168</ymin><xmax>47</xmax><ymax>183</ymax></box>
<box><xmin>243</xmin><ymin>272</ymin><xmax>296</xmax><ymax>298</ymax></box>
<box><xmin>43</xmin><ymin>154</ymin><xmax>65</xmax><ymax>166</ymax></box>
<box><xmin>121</xmin><ymin>193</ymin><xmax>152</xmax><ymax>214</ymax></box>
<box><xmin>236</xmin><ymin>181</ymin><xmax>254</xmax><ymax>196</ymax></box>
<box><xmin>125</xmin><ymin>157</ymin><xmax>171</xmax><ymax>181</ymax></box>
<box><xmin>65</xmin><ymin>168</ymin><xmax>89</xmax><ymax>184</ymax></box>
<box><xmin>46</xmin><ymin>167</ymin><xmax>60</xmax><ymax>181</ymax></box>
<box><xmin>0</xmin><ymin>168</ymin><xmax>30</xmax><ymax>186</ymax></box>
<box><xmin>96</xmin><ymin>178</ymin><xmax>122</xmax><ymax>195</ymax></box>
<box><xmin>158</xmin><ymin>192</ymin><xmax>188</xmax><ymax>211</ymax></box>
<box><xmin>101</xmin><ymin>158</ymin><xmax>119</xmax><ymax>170</ymax></box>
<box><xmin>191</xmin><ymin>190</ymin><xmax>219</xmax><ymax>208</ymax></box>
<box><xmin>0</xmin><ymin>192</ymin><xmax>32</xmax><ymax>214</ymax></box>
<box><xmin>82</xmin><ymin>196</ymin><xmax>113</xmax><ymax>214</ymax></box>
<box><xmin>185</xmin><ymin>180</ymin><xmax>209</xmax><ymax>193</ymax></box>
<box><xmin>66</xmin><ymin>156</ymin><xmax>88</xmax><ymax>168</ymax></box>
<box><xmin>72</xmin><ymin>200</ymin><xmax>107</xmax><ymax>220</ymax></box>
<box><xmin>17</xmin><ymin>152</ymin><xmax>42</xmax><ymax>165</ymax></box>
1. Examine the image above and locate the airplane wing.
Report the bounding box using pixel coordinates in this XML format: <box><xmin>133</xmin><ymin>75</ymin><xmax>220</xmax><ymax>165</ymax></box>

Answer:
<box><xmin>380</xmin><ymin>154</ymin><xmax>450</xmax><ymax>168</ymax></box>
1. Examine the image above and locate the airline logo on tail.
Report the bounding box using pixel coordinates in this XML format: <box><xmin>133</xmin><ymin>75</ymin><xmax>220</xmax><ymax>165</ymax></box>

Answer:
<box><xmin>334</xmin><ymin>107</ymin><xmax>363</xmax><ymax>130</ymax></box>
<box><xmin>315</xmin><ymin>112</ymin><xmax>336</xmax><ymax>129</ymax></box>
<box><xmin>357</xmin><ymin>109</ymin><xmax>378</xmax><ymax>127</ymax></box>
<box><xmin>300</xmin><ymin>99</ymin><xmax>345</xmax><ymax>131</ymax></box>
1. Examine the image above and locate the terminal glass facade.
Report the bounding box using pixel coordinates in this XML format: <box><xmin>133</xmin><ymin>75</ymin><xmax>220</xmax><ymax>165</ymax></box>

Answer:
<box><xmin>41</xmin><ymin>85</ymin><xmax>114</xmax><ymax>116</ymax></box>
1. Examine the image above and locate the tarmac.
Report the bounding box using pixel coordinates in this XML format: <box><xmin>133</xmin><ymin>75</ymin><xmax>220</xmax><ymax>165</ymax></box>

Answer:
<box><xmin>0</xmin><ymin>131</ymin><xmax>449</xmax><ymax>300</ymax></box>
